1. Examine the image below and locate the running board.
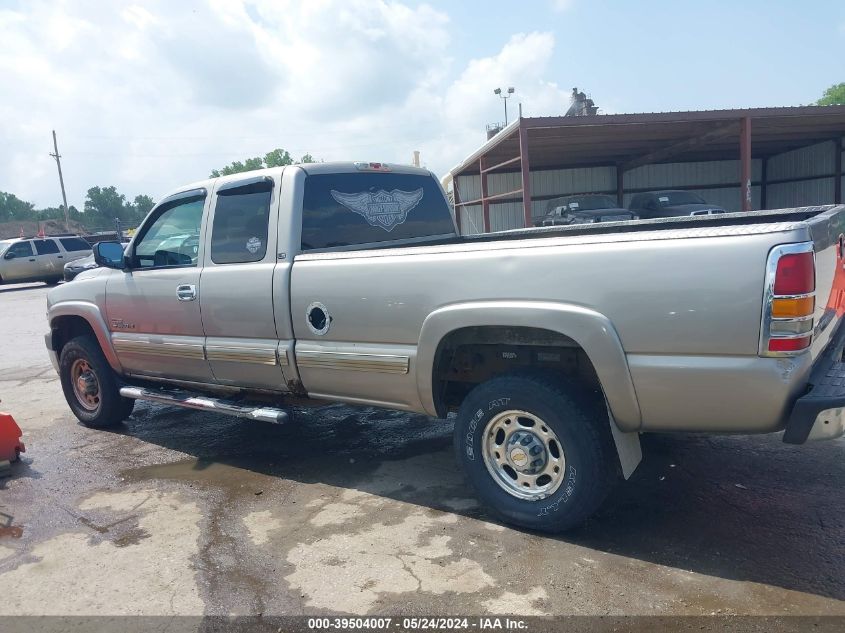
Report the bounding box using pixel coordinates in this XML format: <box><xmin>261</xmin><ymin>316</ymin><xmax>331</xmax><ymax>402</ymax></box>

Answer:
<box><xmin>119</xmin><ymin>386</ymin><xmax>289</xmax><ymax>424</ymax></box>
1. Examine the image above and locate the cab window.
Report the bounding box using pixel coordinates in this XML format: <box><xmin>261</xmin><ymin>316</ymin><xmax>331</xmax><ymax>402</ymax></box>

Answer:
<box><xmin>33</xmin><ymin>239</ymin><xmax>60</xmax><ymax>255</ymax></box>
<box><xmin>301</xmin><ymin>172</ymin><xmax>454</xmax><ymax>251</ymax></box>
<box><xmin>132</xmin><ymin>196</ymin><xmax>204</xmax><ymax>268</ymax></box>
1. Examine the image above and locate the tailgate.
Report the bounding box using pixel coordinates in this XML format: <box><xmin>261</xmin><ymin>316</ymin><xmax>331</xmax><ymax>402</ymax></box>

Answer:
<box><xmin>807</xmin><ymin>205</ymin><xmax>845</xmax><ymax>359</ymax></box>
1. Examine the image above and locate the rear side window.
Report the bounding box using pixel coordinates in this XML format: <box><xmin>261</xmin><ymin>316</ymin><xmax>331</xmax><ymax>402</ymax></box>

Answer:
<box><xmin>210</xmin><ymin>178</ymin><xmax>273</xmax><ymax>264</ymax></box>
<box><xmin>301</xmin><ymin>172</ymin><xmax>454</xmax><ymax>250</ymax></box>
<box><xmin>6</xmin><ymin>241</ymin><xmax>34</xmax><ymax>257</ymax></box>
<box><xmin>33</xmin><ymin>239</ymin><xmax>60</xmax><ymax>255</ymax></box>
<box><xmin>59</xmin><ymin>237</ymin><xmax>91</xmax><ymax>252</ymax></box>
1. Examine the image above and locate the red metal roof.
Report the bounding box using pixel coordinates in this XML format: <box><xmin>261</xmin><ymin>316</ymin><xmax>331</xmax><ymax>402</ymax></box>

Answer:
<box><xmin>449</xmin><ymin>105</ymin><xmax>845</xmax><ymax>177</ymax></box>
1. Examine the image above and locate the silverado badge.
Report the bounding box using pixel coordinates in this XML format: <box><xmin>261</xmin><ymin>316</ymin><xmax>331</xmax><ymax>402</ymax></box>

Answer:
<box><xmin>330</xmin><ymin>188</ymin><xmax>424</xmax><ymax>232</ymax></box>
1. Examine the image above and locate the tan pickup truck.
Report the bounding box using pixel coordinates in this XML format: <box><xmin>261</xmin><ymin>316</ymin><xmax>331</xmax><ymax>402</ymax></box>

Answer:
<box><xmin>44</xmin><ymin>162</ymin><xmax>845</xmax><ymax>531</ymax></box>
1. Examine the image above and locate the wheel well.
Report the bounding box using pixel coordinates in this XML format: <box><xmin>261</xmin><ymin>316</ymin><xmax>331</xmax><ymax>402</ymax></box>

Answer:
<box><xmin>51</xmin><ymin>315</ymin><xmax>97</xmax><ymax>356</ymax></box>
<box><xmin>432</xmin><ymin>326</ymin><xmax>602</xmax><ymax>417</ymax></box>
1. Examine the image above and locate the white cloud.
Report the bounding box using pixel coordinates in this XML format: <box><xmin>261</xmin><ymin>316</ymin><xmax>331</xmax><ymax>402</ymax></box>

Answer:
<box><xmin>0</xmin><ymin>1</ymin><xmax>571</xmax><ymax>209</ymax></box>
<box><xmin>550</xmin><ymin>0</ymin><xmax>574</xmax><ymax>12</ymax></box>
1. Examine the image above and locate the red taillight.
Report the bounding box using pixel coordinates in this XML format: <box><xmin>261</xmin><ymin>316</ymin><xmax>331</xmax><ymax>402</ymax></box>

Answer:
<box><xmin>768</xmin><ymin>336</ymin><xmax>812</xmax><ymax>352</ymax></box>
<box><xmin>773</xmin><ymin>252</ymin><xmax>814</xmax><ymax>295</ymax></box>
<box><xmin>760</xmin><ymin>244</ymin><xmax>815</xmax><ymax>357</ymax></box>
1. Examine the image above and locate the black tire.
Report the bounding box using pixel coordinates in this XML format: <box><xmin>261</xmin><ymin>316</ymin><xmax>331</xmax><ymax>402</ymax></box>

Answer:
<box><xmin>59</xmin><ymin>335</ymin><xmax>134</xmax><ymax>427</ymax></box>
<box><xmin>44</xmin><ymin>278</ymin><xmax>61</xmax><ymax>286</ymax></box>
<box><xmin>453</xmin><ymin>374</ymin><xmax>617</xmax><ymax>533</ymax></box>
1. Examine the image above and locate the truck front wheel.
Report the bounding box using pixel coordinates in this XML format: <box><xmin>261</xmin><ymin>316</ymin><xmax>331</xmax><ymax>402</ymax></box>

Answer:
<box><xmin>59</xmin><ymin>336</ymin><xmax>134</xmax><ymax>427</ymax></box>
<box><xmin>454</xmin><ymin>374</ymin><xmax>616</xmax><ymax>532</ymax></box>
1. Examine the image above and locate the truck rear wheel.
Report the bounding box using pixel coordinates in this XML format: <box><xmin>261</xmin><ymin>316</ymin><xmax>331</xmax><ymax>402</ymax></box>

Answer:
<box><xmin>453</xmin><ymin>374</ymin><xmax>616</xmax><ymax>532</ymax></box>
<box><xmin>59</xmin><ymin>335</ymin><xmax>134</xmax><ymax>428</ymax></box>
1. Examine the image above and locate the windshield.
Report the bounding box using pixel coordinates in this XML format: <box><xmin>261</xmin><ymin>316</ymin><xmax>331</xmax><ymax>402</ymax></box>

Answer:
<box><xmin>657</xmin><ymin>191</ymin><xmax>706</xmax><ymax>206</ymax></box>
<box><xmin>547</xmin><ymin>195</ymin><xmax>617</xmax><ymax>213</ymax></box>
<box><xmin>0</xmin><ymin>240</ymin><xmax>12</xmax><ymax>255</ymax></box>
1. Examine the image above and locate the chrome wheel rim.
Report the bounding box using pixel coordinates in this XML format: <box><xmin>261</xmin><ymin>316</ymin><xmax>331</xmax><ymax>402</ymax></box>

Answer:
<box><xmin>481</xmin><ymin>410</ymin><xmax>566</xmax><ymax>501</ymax></box>
<box><xmin>71</xmin><ymin>359</ymin><xmax>101</xmax><ymax>412</ymax></box>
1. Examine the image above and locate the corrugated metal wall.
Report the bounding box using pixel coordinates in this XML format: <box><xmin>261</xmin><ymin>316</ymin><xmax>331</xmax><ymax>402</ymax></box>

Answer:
<box><xmin>766</xmin><ymin>141</ymin><xmax>838</xmax><ymax>209</ymax></box>
<box><xmin>455</xmin><ymin>139</ymin><xmax>842</xmax><ymax>235</ymax></box>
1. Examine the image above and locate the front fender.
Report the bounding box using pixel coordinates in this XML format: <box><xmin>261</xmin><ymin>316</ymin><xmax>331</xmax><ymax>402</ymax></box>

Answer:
<box><xmin>49</xmin><ymin>301</ymin><xmax>123</xmax><ymax>373</ymax></box>
<box><xmin>415</xmin><ymin>300</ymin><xmax>642</xmax><ymax>430</ymax></box>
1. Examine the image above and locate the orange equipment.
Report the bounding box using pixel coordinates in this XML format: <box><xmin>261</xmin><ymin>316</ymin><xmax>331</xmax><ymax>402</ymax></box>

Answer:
<box><xmin>0</xmin><ymin>411</ymin><xmax>25</xmax><ymax>462</ymax></box>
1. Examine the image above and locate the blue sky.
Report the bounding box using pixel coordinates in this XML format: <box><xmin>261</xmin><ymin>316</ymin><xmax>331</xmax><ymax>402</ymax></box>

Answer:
<box><xmin>425</xmin><ymin>0</ymin><xmax>845</xmax><ymax>113</ymax></box>
<box><xmin>1</xmin><ymin>0</ymin><xmax>843</xmax><ymax>208</ymax></box>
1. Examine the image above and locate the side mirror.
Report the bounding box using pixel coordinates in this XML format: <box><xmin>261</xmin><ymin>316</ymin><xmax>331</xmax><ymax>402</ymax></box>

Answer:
<box><xmin>3</xmin><ymin>251</ymin><xmax>16</xmax><ymax>260</ymax></box>
<box><xmin>93</xmin><ymin>241</ymin><xmax>126</xmax><ymax>270</ymax></box>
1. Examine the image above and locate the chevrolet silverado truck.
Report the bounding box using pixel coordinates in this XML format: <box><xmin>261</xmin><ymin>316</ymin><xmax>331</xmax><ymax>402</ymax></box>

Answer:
<box><xmin>45</xmin><ymin>162</ymin><xmax>845</xmax><ymax>532</ymax></box>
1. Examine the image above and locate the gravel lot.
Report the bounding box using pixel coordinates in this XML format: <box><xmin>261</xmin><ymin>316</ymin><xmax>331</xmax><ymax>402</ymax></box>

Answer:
<box><xmin>1</xmin><ymin>281</ymin><xmax>844</xmax><ymax>617</ymax></box>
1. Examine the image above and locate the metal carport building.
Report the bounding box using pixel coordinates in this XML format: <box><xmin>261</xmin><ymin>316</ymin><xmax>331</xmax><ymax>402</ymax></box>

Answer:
<box><xmin>448</xmin><ymin>105</ymin><xmax>845</xmax><ymax>235</ymax></box>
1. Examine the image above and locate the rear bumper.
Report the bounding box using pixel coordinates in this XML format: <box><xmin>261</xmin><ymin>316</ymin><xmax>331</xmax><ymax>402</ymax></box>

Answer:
<box><xmin>784</xmin><ymin>320</ymin><xmax>845</xmax><ymax>443</ymax></box>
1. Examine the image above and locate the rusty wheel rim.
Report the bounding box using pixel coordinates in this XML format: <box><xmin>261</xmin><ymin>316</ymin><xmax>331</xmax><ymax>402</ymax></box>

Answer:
<box><xmin>70</xmin><ymin>358</ymin><xmax>101</xmax><ymax>412</ymax></box>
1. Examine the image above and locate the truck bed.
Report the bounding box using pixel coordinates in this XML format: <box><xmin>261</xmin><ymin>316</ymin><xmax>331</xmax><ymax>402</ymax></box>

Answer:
<box><xmin>323</xmin><ymin>205</ymin><xmax>845</xmax><ymax>254</ymax></box>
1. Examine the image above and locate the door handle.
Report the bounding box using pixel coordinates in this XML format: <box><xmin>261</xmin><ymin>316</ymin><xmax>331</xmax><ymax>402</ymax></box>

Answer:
<box><xmin>28</xmin><ymin>258</ymin><xmax>35</xmax><ymax>262</ymax></box>
<box><xmin>176</xmin><ymin>284</ymin><xmax>197</xmax><ymax>301</ymax></box>
<box><xmin>57</xmin><ymin>255</ymin><xmax>64</xmax><ymax>259</ymax></box>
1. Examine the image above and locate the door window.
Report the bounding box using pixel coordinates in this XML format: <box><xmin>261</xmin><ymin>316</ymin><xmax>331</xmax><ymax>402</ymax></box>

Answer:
<box><xmin>210</xmin><ymin>178</ymin><xmax>273</xmax><ymax>264</ymax></box>
<box><xmin>132</xmin><ymin>197</ymin><xmax>204</xmax><ymax>268</ymax></box>
<box><xmin>33</xmin><ymin>239</ymin><xmax>60</xmax><ymax>255</ymax></box>
<box><xmin>59</xmin><ymin>237</ymin><xmax>91</xmax><ymax>252</ymax></box>
<box><xmin>6</xmin><ymin>241</ymin><xmax>34</xmax><ymax>257</ymax></box>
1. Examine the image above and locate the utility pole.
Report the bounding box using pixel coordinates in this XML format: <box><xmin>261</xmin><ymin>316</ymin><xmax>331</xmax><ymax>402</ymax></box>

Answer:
<box><xmin>49</xmin><ymin>130</ymin><xmax>71</xmax><ymax>233</ymax></box>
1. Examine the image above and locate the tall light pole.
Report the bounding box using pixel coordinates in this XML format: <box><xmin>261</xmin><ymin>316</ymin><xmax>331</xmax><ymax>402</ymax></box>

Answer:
<box><xmin>494</xmin><ymin>87</ymin><xmax>515</xmax><ymax>125</ymax></box>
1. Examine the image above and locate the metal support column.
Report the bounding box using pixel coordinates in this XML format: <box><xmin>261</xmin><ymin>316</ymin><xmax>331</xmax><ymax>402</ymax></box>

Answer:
<box><xmin>835</xmin><ymin>137</ymin><xmax>843</xmax><ymax>204</ymax></box>
<box><xmin>740</xmin><ymin>116</ymin><xmax>752</xmax><ymax>211</ymax></box>
<box><xmin>480</xmin><ymin>158</ymin><xmax>490</xmax><ymax>232</ymax></box>
<box><xmin>616</xmin><ymin>165</ymin><xmax>624</xmax><ymax>207</ymax></box>
<box><xmin>519</xmin><ymin>121</ymin><xmax>532</xmax><ymax>227</ymax></box>
<box><xmin>453</xmin><ymin>177</ymin><xmax>462</xmax><ymax>234</ymax></box>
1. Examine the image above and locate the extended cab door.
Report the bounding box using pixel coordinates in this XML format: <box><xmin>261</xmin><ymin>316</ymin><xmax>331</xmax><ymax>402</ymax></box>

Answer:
<box><xmin>199</xmin><ymin>174</ymin><xmax>290</xmax><ymax>390</ymax></box>
<box><xmin>105</xmin><ymin>189</ymin><xmax>214</xmax><ymax>383</ymax></box>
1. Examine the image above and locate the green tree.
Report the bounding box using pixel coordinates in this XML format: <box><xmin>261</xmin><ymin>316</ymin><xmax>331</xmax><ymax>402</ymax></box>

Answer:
<box><xmin>37</xmin><ymin>205</ymin><xmax>82</xmax><ymax>223</ymax></box>
<box><xmin>264</xmin><ymin>148</ymin><xmax>293</xmax><ymax>167</ymax></box>
<box><xmin>0</xmin><ymin>191</ymin><xmax>36</xmax><ymax>222</ymax></box>
<box><xmin>84</xmin><ymin>186</ymin><xmax>129</xmax><ymax>226</ymax></box>
<box><xmin>130</xmin><ymin>194</ymin><xmax>155</xmax><ymax>222</ymax></box>
<box><xmin>209</xmin><ymin>148</ymin><xmax>317</xmax><ymax>177</ymax></box>
<box><xmin>817</xmin><ymin>83</ymin><xmax>845</xmax><ymax>106</ymax></box>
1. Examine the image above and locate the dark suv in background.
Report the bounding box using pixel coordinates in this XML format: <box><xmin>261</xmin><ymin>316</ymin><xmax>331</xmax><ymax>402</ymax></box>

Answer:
<box><xmin>535</xmin><ymin>194</ymin><xmax>636</xmax><ymax>226</ymax></box>
<box><xmin>628</xmin><ymin>190</ymin><xmax>725</xmax><ymax>219</ymax></box>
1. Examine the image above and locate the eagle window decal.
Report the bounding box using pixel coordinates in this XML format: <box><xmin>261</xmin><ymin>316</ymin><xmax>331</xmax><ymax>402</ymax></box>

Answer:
<box><xmin>330</xmin><ymin>188</ymin><xmax>424</xmax><ymax>232</ymax></box>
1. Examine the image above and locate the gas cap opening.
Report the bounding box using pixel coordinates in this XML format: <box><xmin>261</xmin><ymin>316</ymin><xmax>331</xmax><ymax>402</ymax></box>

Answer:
<box><xmin>306</xmin><ymin>302</ymin><xmax>331</xmax><ymax>336</ymax></box>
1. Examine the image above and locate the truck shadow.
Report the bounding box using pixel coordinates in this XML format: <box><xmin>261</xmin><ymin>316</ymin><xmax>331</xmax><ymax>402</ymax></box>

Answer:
<box><xmin>0</xmin><ymin>283</ymin><xmax>51</xmax><ymax>294</ymax></box>
<box><xmin>111</xmin><ymin>402</ymin><xmax>844</xmax><ymax>603</ymax></box>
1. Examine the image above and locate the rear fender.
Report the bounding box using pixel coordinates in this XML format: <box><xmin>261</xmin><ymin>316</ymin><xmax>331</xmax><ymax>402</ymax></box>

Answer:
<box><xmin>416</xmin><ymin>301</ymin><xmax>642</xmax><ymax>431</ymax></box>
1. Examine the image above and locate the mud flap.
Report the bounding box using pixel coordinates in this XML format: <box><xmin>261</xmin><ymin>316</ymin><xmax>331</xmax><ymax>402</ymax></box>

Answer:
<box><xmin>607</xmin><ymin>406</ymin><xmax>641</xmax><ymax>479</ymax></box>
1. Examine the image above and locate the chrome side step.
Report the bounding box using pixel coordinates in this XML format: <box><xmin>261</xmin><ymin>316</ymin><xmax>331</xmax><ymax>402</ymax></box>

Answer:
<box><xmin>119</xmin><ymin>386</ymin><xmax>289</xmax><ymax>424</ymax></box>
